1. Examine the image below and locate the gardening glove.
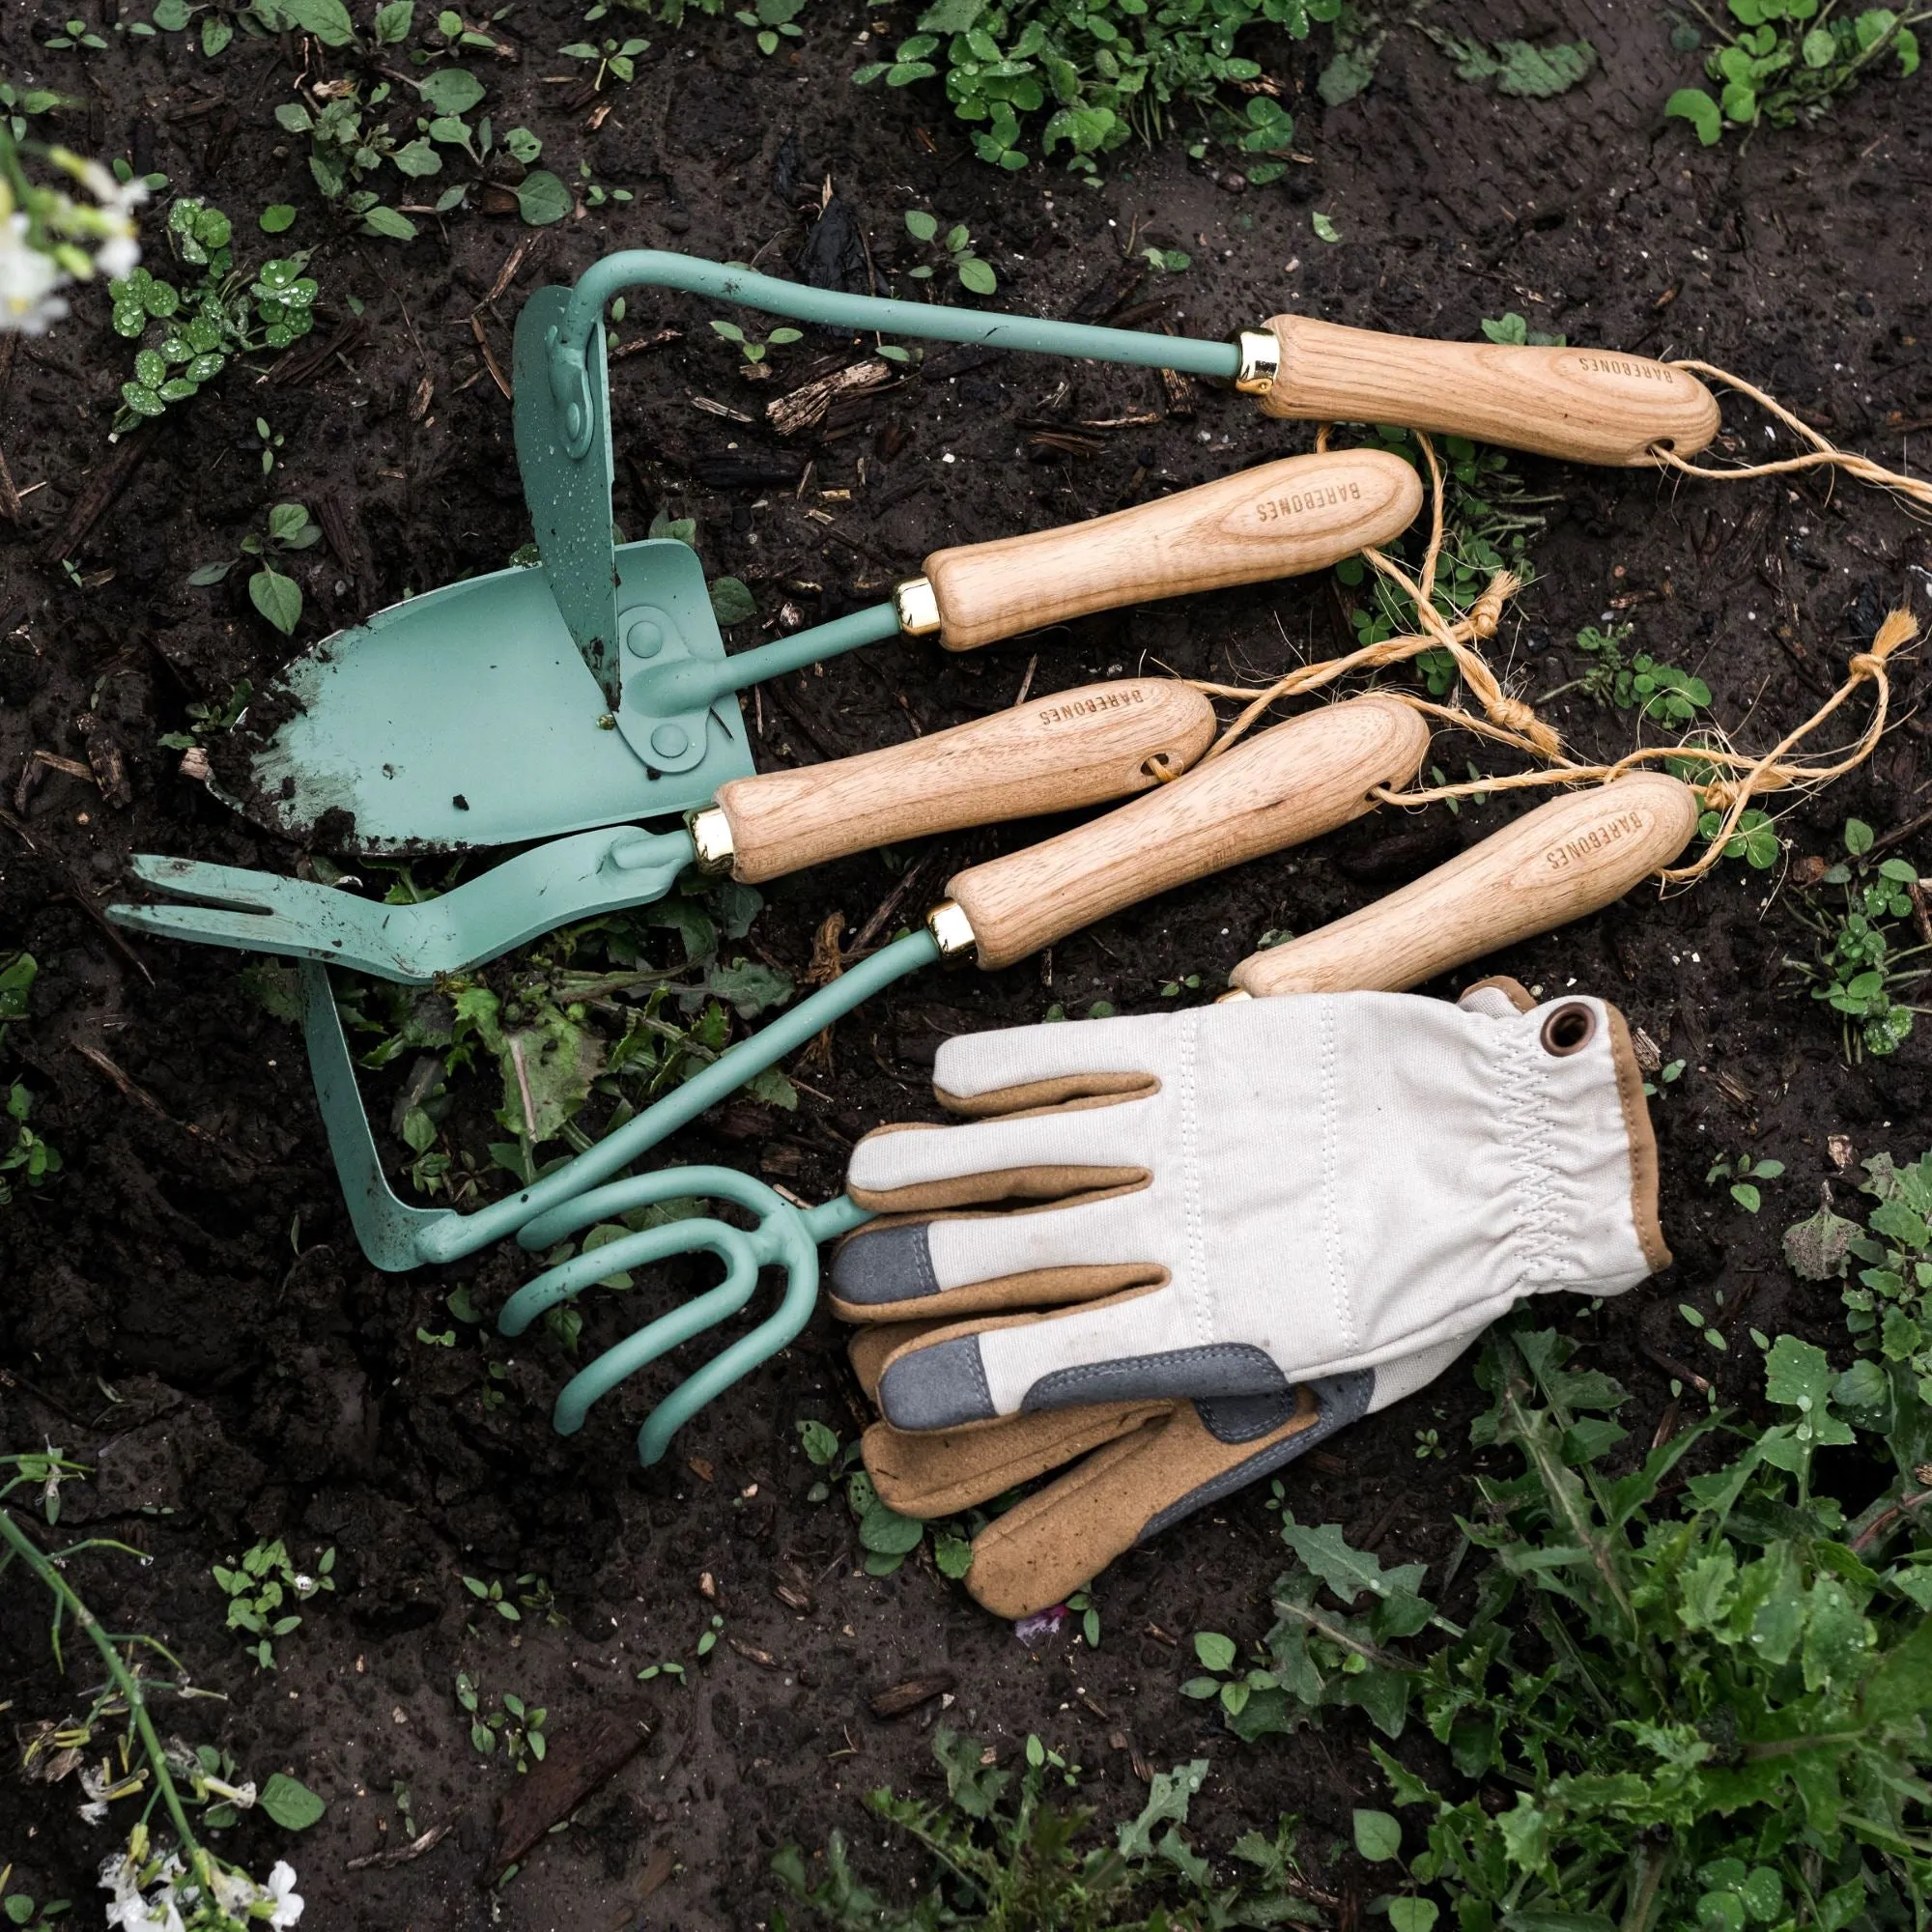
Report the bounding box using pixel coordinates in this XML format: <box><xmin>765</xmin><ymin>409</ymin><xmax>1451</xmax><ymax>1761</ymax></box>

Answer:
<box><xmin>846</xmin><ymin>1319</ymin><xmax>1471</xmax><ymax>1618</ymax></box>
<box><xmin>829</xmin><ymin>978</ymin><xmax>1667</xmax><ymax>1433</ymax></box>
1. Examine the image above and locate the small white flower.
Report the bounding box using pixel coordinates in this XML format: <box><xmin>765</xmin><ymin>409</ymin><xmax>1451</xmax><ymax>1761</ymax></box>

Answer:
<box><xmin>208</xmin><ymin>1864</ymin><xmax>266</xmax><ymax>1916</ymax></box>
<box><xmin>0</xmin><ymin>213</ymin><xmax>71</xmax><ymax>335</ymax></box>
<box><xmin>96</xmin><ymin>231</ymin><xmax>141</xmax><ymax>279</ymax></box>
<box><xmin>266</xmin><ymin>1861</ymin><xmax>304</xmax><ymax>1927</ymax></box>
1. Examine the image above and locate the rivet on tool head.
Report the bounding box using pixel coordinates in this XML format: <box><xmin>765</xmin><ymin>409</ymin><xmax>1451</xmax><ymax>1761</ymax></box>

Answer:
<box><xmin>625</xmin><ymin>618</ymin><xmax>665</xmax><ymax>659</ymax></box>
<box><xmin>650</xmin><ymin>723</ymin><xmax>690</xmax><ymax>759</ymax></box>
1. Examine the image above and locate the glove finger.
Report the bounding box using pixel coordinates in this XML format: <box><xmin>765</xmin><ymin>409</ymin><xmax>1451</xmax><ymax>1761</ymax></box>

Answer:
<box><xmin>876</xmin><ymin>1277</ymin><xmax>1300</xmax><ymax>1430</ymax></box>
<box><xmin>849</xmin><ymin>1320</ymin><xmax>1172</xmax><ymax>1515</ymax></box>
<box><xmin>831</xmin><ymin>1188</ymin><xmax>1162</xmax><ymax>1324</ymax></box>
<box><xmin>847</xmin><ymin>1094</ymin><xmax>1155</xmax><ymax>1212</ymax></box>
<box><xmin>863</xmin><ymin>1404</ymin><xmax>1173</xmax><ymax>1518</ymax></box>
<box><xmin>929</xmin><ymin>1011</ymin><xmax>1170</xmax><ymax>1117</ymax></box>
<box><xmin>963</xmin><ymin>1380</ymin><xmax>1366</xmax><ymax>1620</ymax></box>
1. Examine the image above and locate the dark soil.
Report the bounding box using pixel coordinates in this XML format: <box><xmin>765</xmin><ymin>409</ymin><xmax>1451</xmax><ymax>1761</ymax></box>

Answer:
<box><xmin>3</xmin><ymin>1</ymin><xmax>1930</xmax><ymax>1925</ymax></box>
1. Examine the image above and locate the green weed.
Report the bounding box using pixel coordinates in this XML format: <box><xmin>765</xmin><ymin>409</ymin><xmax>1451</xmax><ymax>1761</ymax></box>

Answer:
<box><xmin>332</xmin><ymin>863</ymin><xmax>792</xmax><ymax>1212</ymax></box>
<box><xmin>1666</xmin><ymin>0</ymin><xmax>1924</xmax><ymax>144</ymax></box>
<box><xmin>1707</xmin><ymin>1147</ymin><xmax>1785</xmax><ymax>1213</ymax></box>
<box><xmin>1</xmin><ymin>1083</ymin><xmax>63</xmax><ymax>1208</ymax></box>
<box><xmin>455</xmin><ymin>1671</ymin><xmax>546</xmax><ymax>1770</ymax></box>
<box><xmin>1786</xmin><ymin>1147</ymin><xmax>1932</xmax><ymax>1415</ymax></box>
<box><xmin>1541</xmin><ymin>619</ymin><xmax>1715</xmax><ymax>726</ymax></box>
<box><xmin>1786</xmin><ymin>817</ymin><xmax>1931</xmax><ymax>1058</ymax></box>
<box><xmin>1330</xmin><ymin>425</ymin><xmax>1550</xmax><ymax>696</ymax></box>
<box><xmin>560</xmin><ymin>32</ymin><xmax>652</xmax><ymax>88</ymax></box>
<box><xmin>797</xmin><ymin>1418</ymin><xmax>978</xmax><ymax>1579</ymax></box>
<box><xmin>773</xmin><ymin>1725</ymin><xmax>1324</xmax><ymax>1929</ymax></box>
<box><xmin>109</xmin><ymin>200</ymin><xmax>317</xmax><ymax>433</ymax></box>
<box><xmin>1196</xmin><ymin>1320</ymin><xmax>1932</xmax><ymax>1927</ymax></box>
<box><xmin>1426</xmin><ymin>28</ymin><xmax>1597</xmax><ymax>97</ymax></box>
<box><xmin>854</xmin><ymin>0</ymin><xmax>1340</xmax><ymax>179</ymax></box>
<box><xmin>904</xmin><ymin>210</ymin><xmax>998</xmax><ymax>295</ymax></box>
<box><xmin>185</xmin><ymin>497</ymin><xmax>322</xmax><ymax>638</ymax></box>
<box><xmin>710</xmin><ymin>317</ymin><xmax>805</xmax><ymax>369</ymax></box>
<box><xmin>212</xmin><ymin>1539</ymin><xmax>335</xmax><ymax>1670</ymax></box>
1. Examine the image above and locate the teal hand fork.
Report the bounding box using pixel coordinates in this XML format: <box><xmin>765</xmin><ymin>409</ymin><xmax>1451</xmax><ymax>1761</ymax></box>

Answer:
<box><xmin>111</xmin><ymin>676</ymin><xmax>1213</xmax><ymax>981</ymax></box>
<box><xmin>304</xmin><ymin>696</ymin><xmax>1430</xmax><ymax>1454</ymax></box>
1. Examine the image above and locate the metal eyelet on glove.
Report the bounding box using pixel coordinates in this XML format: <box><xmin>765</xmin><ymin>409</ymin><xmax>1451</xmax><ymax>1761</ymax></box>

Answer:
<box><xmin>1539</xmin><ymin>1003</ymin><xmax>1597</xmax><ymax>1057</ymax></box>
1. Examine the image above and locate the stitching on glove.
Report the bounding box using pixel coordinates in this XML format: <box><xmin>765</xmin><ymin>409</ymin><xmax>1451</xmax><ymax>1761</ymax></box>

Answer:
<box><xmin>1181</xmin><ymin>1008</ymin><xmax>1207</xmax><ymax>1350</ymax></box>
<box><xmin>1497</xmin><ymin>1016</ymin><xmax>1563</xmax><ymax>1293</ymax></box>
<box><xmin>1321</xmin><ymin>997</ymin><xmax>1350</xmax><ymax>1353</ymax></box>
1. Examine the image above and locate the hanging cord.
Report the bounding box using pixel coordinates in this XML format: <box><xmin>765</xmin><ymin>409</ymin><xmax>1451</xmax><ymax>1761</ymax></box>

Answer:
<box><xmin>1184</xmin><ymin>421</ymin><xmax>1921</xmax><ymax>883</ymax></box>
<box><xmin>1656</xmin><ymin>361</ymin><xmax>1932</xmax><ymax>517</ymax></box>
<box><xmin>1373</xmin><ymin>606</ymin><xmax>1919</xmax><ymax>883</ymax></box>
<box><xmin>1190</xmin><ymin>430</ymin><xmax>1543</xmax><ymax>760</ymax></box>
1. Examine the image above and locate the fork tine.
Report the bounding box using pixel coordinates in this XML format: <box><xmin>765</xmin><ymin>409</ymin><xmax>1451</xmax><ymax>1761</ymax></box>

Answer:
<box><xmin>126</xmin><ymin>852</ymin><xmax>290</xmax><ymax>914</ymax></box>
<box><xmin>107</xmin><ymin>899</ymin><xmax>371</xmax><ymax>964</ymax></box>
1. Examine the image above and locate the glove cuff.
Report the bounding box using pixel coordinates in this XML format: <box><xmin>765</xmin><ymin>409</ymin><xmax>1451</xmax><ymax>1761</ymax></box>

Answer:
<box><xmin>1604</xmin><ymin>1002</ymin><xmax>1670</xmax><ymax>1275</ymax></box>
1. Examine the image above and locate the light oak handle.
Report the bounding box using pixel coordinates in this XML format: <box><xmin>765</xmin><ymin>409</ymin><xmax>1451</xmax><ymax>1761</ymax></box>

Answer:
<box><xmin>1231</xmin><ymin>773</ymin><xmax>1699</xmax><ymax>997</ymax></box>
<box><xmin>1253</xmin><ymin>316</ymin><xmax>1720</xmax><ymax>468</ymax></box>
<box><xmin>920</xmin><ymin>448</ymin><xmax>1422</xmax><ymax>652</ymax></box>
<box><xmin>714</xmin><ymin>679</ymin><xmax>1216</xmax><ymax>884</ymax></box>
<box><xmin>948</xmin><ymin>696</ymin><xmax>1431</xmax><ymax>972</ymax></box>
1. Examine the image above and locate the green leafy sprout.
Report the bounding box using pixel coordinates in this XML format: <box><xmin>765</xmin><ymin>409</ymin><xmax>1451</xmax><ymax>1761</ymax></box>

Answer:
<box><xmin>1666</xmin><ymin>0</ymin><xmax>1924</xmax><ymax>145</ymax></box>
<box><xmin>710</xmin><ymin>317</ymin><xmax>804</xmax><ymax>368</ymax></box>
<box><xmin>1785</xmin><ymin>816</ymin><xmax>1931</xmax><ymax>1059</ymax></box>
<box><xmin>212</xmin><ymin>1539</ymin><xmax>336</xmax><ymax>1669</ymax></box>
<box><xmin>903</xmin><ymin>210</ymin><xmax>998</xmax><ymax>295</ymax></box>
<box><xmin>110</xmin><ymin>199</ymin><xmax>317</xmax><ymax>433</ymax></box>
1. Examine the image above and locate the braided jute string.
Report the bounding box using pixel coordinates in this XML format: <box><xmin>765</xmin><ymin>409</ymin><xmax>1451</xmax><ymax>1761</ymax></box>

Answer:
<box><xmin>1185</xmin><ymin>410</ymin><xmax>1921</xmax><ymax>882</ymax></box>
<box><xmin>1657</xmin><ymin>360</ymin><xmax>1932</xmax><ymax>517</ymax></box>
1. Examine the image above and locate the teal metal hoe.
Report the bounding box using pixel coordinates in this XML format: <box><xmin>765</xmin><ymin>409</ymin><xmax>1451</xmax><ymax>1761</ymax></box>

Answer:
<box><xmin>314</xmin><ymin>696</ymin><xmax>1429</xmax><ymax>1459</ymax></box>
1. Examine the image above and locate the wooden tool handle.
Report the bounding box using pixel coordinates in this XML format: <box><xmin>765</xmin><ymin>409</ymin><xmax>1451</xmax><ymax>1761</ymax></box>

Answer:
<box><xmin>920</xmin><ymin>448</ymin><xmax>1422</xmax><ymax>652</ymax></box>
<box><xmin>1231</xmin><ymin>773</ymin><xmax>1699</xmax><ymax>997</ymax></box>
<box><xmin>948</xmin><ymin>696</ymin><xmax>1431</xmax><ymax>972</ymax></box>
<box><xmin>714</xmin><ymin>679</ymin><xmax>1216</xmax><ymax>884</ymax></box>
<box><xmin>1252</xmin><ymin>316</ymin><xmax>1720</xmax><ymax>468</ymax></box>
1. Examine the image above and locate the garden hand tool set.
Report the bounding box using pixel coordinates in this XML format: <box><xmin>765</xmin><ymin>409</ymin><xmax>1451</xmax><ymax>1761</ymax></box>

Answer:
<box><xmin>834</xmin><ymin>774</ymin><xmax>1698</xmax><ymax>1616</ymax></box>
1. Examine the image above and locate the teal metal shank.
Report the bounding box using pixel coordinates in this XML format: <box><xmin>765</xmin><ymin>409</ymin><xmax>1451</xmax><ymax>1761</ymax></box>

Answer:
<box><xmin>404</xmin><ymin>929</ymin><xmax>938</xmax><ymax>1265</ymax></box>
<box><xmin>558</xmin><ymin>251</ymin><xmax>1241</xmax><ymax>379</ymax></box>
<box><xmin>627</xmin><ymin>603</ymin><xmax>905</xmax><ymax>716</ymax></box>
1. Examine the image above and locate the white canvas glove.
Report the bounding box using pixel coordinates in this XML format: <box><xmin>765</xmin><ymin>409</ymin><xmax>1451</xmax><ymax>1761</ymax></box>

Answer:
<box><xmin>832</xmin><ymin>980</ymin><xmax>1666</xmax><ymax>1431</ymax></box>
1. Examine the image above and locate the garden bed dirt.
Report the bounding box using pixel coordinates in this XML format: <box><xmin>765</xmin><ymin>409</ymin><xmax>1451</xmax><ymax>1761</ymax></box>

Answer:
<box><xmin>3</xmin><ymin>0</ymin><xmax>1931</xmax><ymax>1924</ymax></box>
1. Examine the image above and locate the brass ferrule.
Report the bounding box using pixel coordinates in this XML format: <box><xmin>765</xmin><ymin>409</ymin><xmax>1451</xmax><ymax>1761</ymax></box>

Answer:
<box><xmin>1216</xmin><ymin>987</ymin><xmax>1254</xmax><ymax>1004</ymax></box>
<box><xmin>894</xmin><ymin>575</ymin><xmax>942</xmax><ymax>637</ymax></box>
<box><xmin>1231</xmin><ymin>327</ymin><xmax>1281</xmax><ymax>396</ymax></box>
<box><xmin>925</xmin><ymin>899</ymin><xmax>977</xmax><ymax>964</ymax></box>
<box><xmin>686</xmin><ymin>806</ymin><xmax>735</xmax><ymax>876</ymax></box>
